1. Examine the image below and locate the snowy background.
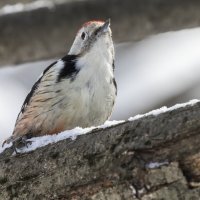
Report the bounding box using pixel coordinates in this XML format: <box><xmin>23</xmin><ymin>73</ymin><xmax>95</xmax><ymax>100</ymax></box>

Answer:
<box><xmin>1</xmin><ymin>27</ymin><xmax>200</xmax><ymax>144</ymax></box>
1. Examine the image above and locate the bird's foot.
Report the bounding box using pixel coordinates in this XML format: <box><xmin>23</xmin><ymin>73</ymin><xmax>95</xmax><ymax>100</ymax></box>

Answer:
<box><xmin>2</xmin><ymin>135</ymin><xmax>32</xmax><ymax>154</ymax></box>
<box><xmin>21</xmin><ymin>136</ymin><xmax>32</xmax><ymax>148</ymax></box>
<box><xmin>2</xmin><ymin>136</ymin><xmax>19</xmax><ymax>154</ymax></box>
<box><xmin>12</xmin><ymin>142</ymin><xmax>19</xmax><ymax>154</ymax></box>
<box><xmin>2</xmin><ymin>136</ymin><xmax>14</xmax><ymax>147</ymax></box>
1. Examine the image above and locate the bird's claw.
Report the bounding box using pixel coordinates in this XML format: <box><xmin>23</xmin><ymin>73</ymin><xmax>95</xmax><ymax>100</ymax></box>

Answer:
<box><xmin>21</xmin><ymin>137</ymin><xmax>32</xmax><ymax>148</ymax></box>
<box><xmin>2</xmin><ymin>140</ymin><xmax>7</xmax><ymax>148</ymax></box>
<box><xmin>2</xmin><ymin>136</ymin><xmax>14</xmax><ymax>147</ymax></box>
<box><xmin>2</xmin><ymin>135</ymin><xmax>32</xmax><ymax>154</ymax></box>
<box><xmin>2</xmin><ymin>137</ymin><xmax>19</xmax><ymax>154</ymax></box>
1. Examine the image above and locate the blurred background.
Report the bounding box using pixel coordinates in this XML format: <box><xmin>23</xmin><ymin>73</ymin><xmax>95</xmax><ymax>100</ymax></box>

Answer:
<box><xmin>1</xmin><ymin>0</ymin><xmax>200</xmax><ymax>143</ymax></box>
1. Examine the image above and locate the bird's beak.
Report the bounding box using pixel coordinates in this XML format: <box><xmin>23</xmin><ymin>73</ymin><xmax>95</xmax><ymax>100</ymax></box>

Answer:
<box><xmin>101</xmin><ymin>19</ymin><xmax>110</xmax><ymax>33</ymax></box>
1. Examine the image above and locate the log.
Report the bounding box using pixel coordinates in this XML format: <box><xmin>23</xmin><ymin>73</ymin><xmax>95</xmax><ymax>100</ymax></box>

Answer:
<box><xmin>0</xmin><ymin>101</ymin><xmax>200</xmax><ymax>199</ymax></box>
<box><xmin>1</xmin><ymin>0</ymin><xmax>200</xmax><ymax>65</ymax></box>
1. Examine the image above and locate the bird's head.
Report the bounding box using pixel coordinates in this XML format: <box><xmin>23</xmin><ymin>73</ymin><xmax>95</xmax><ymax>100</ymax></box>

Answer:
<box><xmin>69</xmin><ymin>19</ymin><xmax>114</xmax><ymax>58</ymax></box>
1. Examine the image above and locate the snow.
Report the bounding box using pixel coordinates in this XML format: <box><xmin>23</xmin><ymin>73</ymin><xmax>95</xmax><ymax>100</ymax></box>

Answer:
<box><xmin>146</xmin><ymin>161</ymin><xmax>169</xmax><ymax>169</ymax></box>
<box><xmin>97</xmin><ymin>120</ymin><xmax>124</xmax><ymax>128</ymax></box>
<box><xmin>129</xmin><ymin>99</ymin><xmax>199</xmax><ymax>121</ymax></box>
<box><xmin>0</xmin><ymin>120</ymin><xmax>124</xmax><ymax>154</ymax></box>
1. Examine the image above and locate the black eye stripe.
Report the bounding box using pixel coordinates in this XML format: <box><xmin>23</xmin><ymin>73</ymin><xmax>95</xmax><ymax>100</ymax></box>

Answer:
<box><xmin>81</xmin><ymin>32</ymin><xmax>86</xmax><ymax>40</ymax></box>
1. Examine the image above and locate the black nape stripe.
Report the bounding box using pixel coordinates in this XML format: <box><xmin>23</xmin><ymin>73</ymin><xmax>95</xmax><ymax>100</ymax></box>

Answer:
<box><xmin>57</xmin><ymin>55</ymin><xmax>80</xmax><ymax>83</ymax></box>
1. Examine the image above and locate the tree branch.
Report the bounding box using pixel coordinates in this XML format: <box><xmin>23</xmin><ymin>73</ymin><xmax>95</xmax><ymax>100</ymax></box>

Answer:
<box><xmin>0</xmin><ymin>101</ymin><xmax>200</xmax><ymax>199</ymax></box>
<box><xmin>1</xmin><ymin>0</ymin><xmax>200</xmax><ymax>65</ymax></box>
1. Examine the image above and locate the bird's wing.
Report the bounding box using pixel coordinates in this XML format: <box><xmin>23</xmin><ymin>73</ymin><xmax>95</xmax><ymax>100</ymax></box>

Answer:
<box><xmin>15</xmin><ymin>61</ymin><xmax>57</xmax><ymax>123</ymax></box>
<box><xmin>15</xmin><ymin>55</ymin><xmax>79</xmax><ymax>125</ymax></box>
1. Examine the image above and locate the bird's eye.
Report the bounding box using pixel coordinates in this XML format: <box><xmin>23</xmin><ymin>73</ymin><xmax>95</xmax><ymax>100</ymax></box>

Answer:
<box><xmin>81</xmin><ymin>32</ymin><xmax>86</xmax><ymax>40</ymax></box>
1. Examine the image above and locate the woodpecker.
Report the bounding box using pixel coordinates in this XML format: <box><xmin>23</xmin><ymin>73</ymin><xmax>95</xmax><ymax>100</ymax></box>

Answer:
<box><xmin>3</xmin><ymin>19</ymin><xmax>117</xmax><ymax>150</ymax></box>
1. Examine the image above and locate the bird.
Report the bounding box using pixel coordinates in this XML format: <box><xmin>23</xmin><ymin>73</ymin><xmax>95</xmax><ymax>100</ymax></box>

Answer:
<box><xmin>2</xmin><ymin>19</ymin><xmax>117</xmax><ymax>151</ymax></box>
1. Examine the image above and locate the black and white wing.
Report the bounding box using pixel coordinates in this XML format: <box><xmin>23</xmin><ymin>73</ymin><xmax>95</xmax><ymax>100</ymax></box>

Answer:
<box><xmin>15</xmin><ymin>55</ymin><xmax>79</xmax><ymax>124</ymax></box>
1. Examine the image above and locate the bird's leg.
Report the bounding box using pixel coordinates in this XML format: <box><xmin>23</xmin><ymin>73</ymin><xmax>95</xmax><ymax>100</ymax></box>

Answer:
<box><xmin>2</xmin><ymin>135</ymin><xmax>32</xmax><ymax>154</ymax></box>
<box><xmin>10</xmin><ymin>136</ymin><xmax>32</xmax><ymax>154</ymax></box>
<box><xmin>21</xmin><ymin>136</ymin><xmax>32</xmax><ymax>148</ymax></box>
<box><xmin>2</xmin><ymin>136</ymin><xmax>21</xmax><ymax>154</ymax></box>
<box><xmin>12</xmin><ymin>141</ymin><xmax>19</xmax><ymax>154</ymax></box>
<box><xmin>2</xmin><ymin>136</ymin><xmax>19</xmax><ymax>154</ymax></box>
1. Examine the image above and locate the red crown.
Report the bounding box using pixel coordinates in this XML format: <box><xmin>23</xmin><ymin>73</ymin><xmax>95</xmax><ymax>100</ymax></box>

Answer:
<box><xmin>82</xmin><ymin>20</ymin><xmax>104</xmax><ymax>27</ymax></box>
<box><xmin>77</xmin><ymin>20</ymin><xmax>104</xmax><ymax>33</ymax></box>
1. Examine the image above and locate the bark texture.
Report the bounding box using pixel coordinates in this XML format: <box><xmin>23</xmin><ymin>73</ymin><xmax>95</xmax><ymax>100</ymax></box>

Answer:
<box><xmin>1</xmin><ymin>0</ymin><xmax>200</xmax><ymax>65</ymax></box>
<box><xmin>0</xmin><ymin>102</ymin><xmax>200</xmax><ymax>199</ymax></box>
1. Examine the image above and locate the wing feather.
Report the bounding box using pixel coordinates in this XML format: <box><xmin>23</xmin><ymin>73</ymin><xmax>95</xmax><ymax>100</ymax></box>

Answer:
<box><xmin>16</xmin><ymin>61</ymin><xmax>57</xmax><ymax>123</ymax></box>
<box><xmin>15</xmin><ymin>55</ymin><xmax>79</xmax><ymax>124</ymax></box>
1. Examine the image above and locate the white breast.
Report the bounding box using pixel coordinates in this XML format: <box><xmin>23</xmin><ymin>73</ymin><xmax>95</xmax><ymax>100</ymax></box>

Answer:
<box><xmin>63</xmin><ymin>66</ymin><xmax>115</xmax><ymax>128</ymax></box>
<box><xmin>59</xmin><ymin>43</ymin><xmax>116</xmax><ymax>128</ymax></box>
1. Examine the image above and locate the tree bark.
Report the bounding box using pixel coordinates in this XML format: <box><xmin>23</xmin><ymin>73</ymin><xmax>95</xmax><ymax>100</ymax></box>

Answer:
<box><xmin>0</xmin><ymin>101</ymin><xmax>200</xmax><ymax>199</ymax></box>
<box><xmin>1</xmin><ymin>0</ymin><xmax>200</xmax><ymax>66</ymax></box>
